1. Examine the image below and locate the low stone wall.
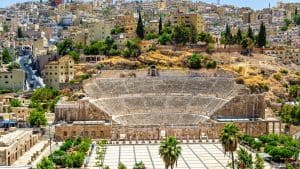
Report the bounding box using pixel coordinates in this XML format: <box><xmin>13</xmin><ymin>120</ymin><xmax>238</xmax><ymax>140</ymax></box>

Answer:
<box><xmin>54</xmin><ymin>121</ymin><xmax>271</xmax><ymax>141</ymax></box>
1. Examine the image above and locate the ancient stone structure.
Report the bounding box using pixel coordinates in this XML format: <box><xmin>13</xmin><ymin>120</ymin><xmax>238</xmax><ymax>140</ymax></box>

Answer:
<box><xmin>54</xmin><ymin>73</ymin><xmax>277</xmax><ymax>141</ymax></box>
<box><xmin>0</xmin><ymin>129</ymin><xmax>39</xmax><ymax>165</ymax></box>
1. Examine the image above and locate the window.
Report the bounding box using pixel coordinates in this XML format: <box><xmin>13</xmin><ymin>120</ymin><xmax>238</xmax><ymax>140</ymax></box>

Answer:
<box><xmin>64</xmin><ymin>131</ymin><xmax>67</xmax><ymax>136</ymax></box>
<box><xmin>4</xmin><ymin>75</ymin><xmax>8</xmax><ymax>78</ymax></box>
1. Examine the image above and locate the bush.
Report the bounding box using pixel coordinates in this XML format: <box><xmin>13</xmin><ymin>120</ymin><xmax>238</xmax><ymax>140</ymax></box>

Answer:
<box><xmin>37</xmin><ymin>157</ymin><xmax>55</xmax><ymax>169</ymax></box>
<box><xmin>269</xmin><ymin>147</ymin><xmax>294</xmax><ymax>161</ymax></box>
<box><xmin>273</xmin><ymin>73</ymin><xmax>281</xmax><ymax>81</ymax></box>
<box><xmin>158</xmin><ymin>33</ymin><xmax>172</xmax><ymax>45</ymax></box>
<box><xmin>145</xmin><ymin>32</ymin><xmax>158</xmax><ymax>40</ymax></box>
<box><xmin>65</xmin><ymin>152</ymin><xmax>85</xmax><ymax>168</ymax></box>
<box><xmin>187</xmin><ymin>54</ymin><xmax>201</xmax><ymax>69</ymax></box>
<box><xmin>10</xmin><ymin>99</ymin><xmax>22</xmax><ymax>107</ymax></box>
<box><xmin>251</xmin><ymin>141</ymin><xmax>263</xmax><ymax>151</ymax></box>
<box><xmin>264</xmin><ymin>145</ymin><xmax>274</xmax><ymax>153</ymax></box>
<box><xmin>60</xmin><ymin>139</ymin><xmax>74</xmax><ymax>151</ymax></box>
<box><xmin>279</xmin><ymin>68</ymin><xmax>288</xmax><ymax>74</ymax></box>
<box><xmin>289</xmin><ymin>85</ymin><xmax>299</xmax><ymax>98</ymax></box>
<box><xmin>49</xmin><ymin>150</ymin><xmax>66</xmax><ymax>166</ymax></box>
<box><xmin>118</xmin><ymin>162</ymin><xmax>127</xmax><ymax>169</ymax></box>
<box><xmin>7</xmin><ymin>62</ymin><xmax>20</xmax><ymax>71</ymax></box>
<box><xmin>206</xmin><ymin>60</ymin><xmax>217</xmax><ymax>69</ymax></box>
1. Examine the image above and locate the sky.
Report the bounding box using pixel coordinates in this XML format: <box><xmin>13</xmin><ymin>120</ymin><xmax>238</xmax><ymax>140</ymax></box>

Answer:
<box><xmin>0</xmin><ymin>0</ymin><xmax>299</xmax><ymax>10</ymax></box>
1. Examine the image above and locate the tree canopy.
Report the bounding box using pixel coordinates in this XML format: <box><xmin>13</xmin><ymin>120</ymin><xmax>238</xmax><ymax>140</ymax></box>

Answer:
<box><xmin>159</xmin><ymin>136</ymin><xmax>182</xmax><ymax>169</ymax></box>
<box><xmin>257</xmin><ymin>22</ymin><xmax>267</xmax><ymax>47</ymax></box>
<box><xmin>2</xmin><ymin>48</ymin><xmax>12</xmax><ymax>64</ymax></box>
<box><xmin>136</xmin><ymin>10</ymin><xmax>145</xmax><ymax>39</ymax></box>
<box><xmin>173</xmin><ymin>24</ymin><xmax>190</xmax><ymax>45</ymax></box>
<box><xmin>29</xmin><ymin>110</ymin><xmax>47</xmax><ymax>127</ymax></box>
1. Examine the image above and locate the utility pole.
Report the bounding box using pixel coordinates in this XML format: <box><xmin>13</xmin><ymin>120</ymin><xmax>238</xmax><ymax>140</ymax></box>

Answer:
<box><xmin>48</xmin><ymin>124</ymin><xmax>52</xmax><ymax>154</ymax></box>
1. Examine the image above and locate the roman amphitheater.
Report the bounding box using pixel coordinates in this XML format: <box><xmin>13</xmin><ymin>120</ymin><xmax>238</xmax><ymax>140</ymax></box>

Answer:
<box><xmin>54</xmin><ymin>70</ymin><xmax>280</xmax><ymax>141</ymax></box>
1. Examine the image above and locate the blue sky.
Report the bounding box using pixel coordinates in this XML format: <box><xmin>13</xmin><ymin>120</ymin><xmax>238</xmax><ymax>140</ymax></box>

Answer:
<box><xmin>0</xmin><ymin>0</ymin><xmax>299</xmax><ymax>10</ymax></box>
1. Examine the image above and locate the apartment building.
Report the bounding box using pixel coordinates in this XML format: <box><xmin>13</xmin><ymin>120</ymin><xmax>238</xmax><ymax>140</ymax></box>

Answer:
<box><xmin>42</xmin><ymin>55</ymin><xmax>75</xmax><ymax>89</ymax></box>
<box><xmin>170</xmin><ymin>12</ymin><xmax>205</xmax><ymax>33</ymax></box>
<box><xmin>0</xmin><ymin>69</ymin><xmax>25</xmax><ymax>91</ymax></box>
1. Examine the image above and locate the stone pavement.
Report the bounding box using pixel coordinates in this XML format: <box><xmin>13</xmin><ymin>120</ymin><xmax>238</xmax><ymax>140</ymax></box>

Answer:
<box><xmin>87</xmin><ymin>143</ymin><xmax>232</xmax><ymax>169</ymax></box>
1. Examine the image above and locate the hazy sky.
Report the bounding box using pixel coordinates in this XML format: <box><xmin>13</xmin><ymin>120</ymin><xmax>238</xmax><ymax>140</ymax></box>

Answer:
<box><xmin>0</xmin><ymin>0</ymin><xmax>299</xmax><ymax>10</ymax></box>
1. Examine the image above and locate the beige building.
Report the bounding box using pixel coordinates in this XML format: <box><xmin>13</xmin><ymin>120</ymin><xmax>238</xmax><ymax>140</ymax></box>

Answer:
<box><xmin>0</xmin><ymin>129</ymin><xmax>39</xmax><ymax>166</ymax></box>
<box><xmin>42</xmin><ymin>55</ymin><xmax>75</xmax><ymax>89</ymax></box>
<box><xmin>170</xmin><ymin>12</ymin><xmax>205</xmax><ymax>33</ymax></box>
<box><xmin>0</xmin><ymin>69</ymin><xmax>25</xmax><ymax>91</ymax></box>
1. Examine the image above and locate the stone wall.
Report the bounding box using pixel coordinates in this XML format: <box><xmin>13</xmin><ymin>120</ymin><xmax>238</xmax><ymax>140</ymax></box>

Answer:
<box><xmin>54</xmin><ymin>123</ymin><xmax>112</xmax><ymax>141</ymax></box>
<box><xmin>212</xmin><ymin>94</ymin><xmax>266</xmax><ymax>119</ymax></box>
<box><xmin>0</xmin><ymin>131</ymin><xmax>39</xmax><ymax>166</ymax></box>
<box><xmin>54</xmin><ymin>121</ymin><xmax>270</xmax><ymax>141</ymax></box>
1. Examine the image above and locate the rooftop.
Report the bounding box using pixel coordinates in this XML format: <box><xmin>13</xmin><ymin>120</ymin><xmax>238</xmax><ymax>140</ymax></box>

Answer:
<box><xmin>0</xmin><ymin>129</ymin><xmax>32</xmax><ymax>147</ymax></box>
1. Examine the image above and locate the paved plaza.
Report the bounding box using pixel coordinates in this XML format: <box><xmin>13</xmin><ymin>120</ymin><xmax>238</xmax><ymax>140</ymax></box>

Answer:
<box><xmin>88</xmin><ymin>143</ymin><xmax>232</xmax><ymax>169</ymax></box>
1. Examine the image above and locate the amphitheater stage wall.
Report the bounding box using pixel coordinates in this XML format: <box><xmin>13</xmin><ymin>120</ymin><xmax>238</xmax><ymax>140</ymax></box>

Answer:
<box><xmin>54</xmin><ymin>121</ymin><xmax>274</xmax><ymax>141</ymax></box>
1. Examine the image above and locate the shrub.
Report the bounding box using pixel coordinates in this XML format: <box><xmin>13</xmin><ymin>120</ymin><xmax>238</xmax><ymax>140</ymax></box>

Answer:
<box><xmin>251</xmin><ymin>141</ymin><xmax>263</xmax><ymax>151</ymax></box>
<box><xmin>279</xmin><ymin>68</ymin><xmax>288</xmax><ymax>74</ymax></box>
<box><xmin>264</xmin><ymin>145</ymin><xmax>274</xmax><ymax>153</ymax></box>
<box><xmin>118</xmin><ymin>162</ymin><xmax>127</xmax><ymax>169</ymax></box>
<box><xmin>37</xmin><ymin>157</ymin><xmax>55</xmax><ymax>169</ymax></box>
<box><xmin>49</xmin><ymin>150</ymin><xmax>66</xmax><ymax>166</ymax></box>
<box><xmin>187</xmin><ymin>54</ymin><xmax>201</xmax><ymax>69</ymax></box>
<box><xmin>289</xmin><ymin>85</ymin><xmax>299</xmax><ymax>98</ymax></box>
<box><xmin>206</xmin><ymin>60</ymin><xmax>217</xmax><ymax>69</ymax></box>
<box><xmin>10</xmin><ymin>99</ymin><xmax>22</xmax><ymax>107</ymax></box>
<box><xmin>273</xmin><ymin>73</ymin><xmax>281</xmax><ymax>81</ymax></box>
<box><xmin>60</xmin><ymin>139</ymin><xmax>74</xmax><ymax>151</ymax></box>
<box><xmin>7</xmin><ymin>62</ymin><xmax>20</xmax><ymax>71</ymax></box>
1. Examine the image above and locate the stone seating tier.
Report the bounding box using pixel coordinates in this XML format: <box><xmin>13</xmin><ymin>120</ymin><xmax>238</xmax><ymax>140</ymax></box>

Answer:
<box><xmin>84</xmin><ymin>77</ymin><xmax>241</xmax><ymax>99</ymax></box>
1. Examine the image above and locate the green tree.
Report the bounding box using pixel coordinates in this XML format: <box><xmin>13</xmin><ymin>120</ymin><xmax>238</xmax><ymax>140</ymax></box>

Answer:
<box><xmin>159</xmin><ymin>15</ymin><xmax>163</xmax><ymax>35</ymax></box>
<box><xmin>241</xmin><ymin>37</ymin><xmax>254</xmax><ymax>56</ymax></box>
<box><xmin>7</xmin><ymin>62</ymin><xmax>20</xmax><ymax>71</ymax></box>
<box><xmin>255</xmin><ymin>153</ymin><xmax>264</xmax><ymax>169</ymax></box>
<box><xmin>68</xmin><ymin>51</ymin><xmax>80</xmax><ymax>63</ymax></box>
<box><xmin>237</xmin><ymin>147</ymin><xmax>253</xmax><ymax>169</ymax></box>
<box><xmin>2</xmin><ymin>48</ymin><xmax>12</xmax><ymax>64</ymax></box>
<box><xmin>10</xmin><ymin>99</ymin><xmax>22</xmax><ymax>107</ymax></box>
<box><xmin>133</xmin><ymin>161</ymin><xmax>146</xmax><ymax>169</ymax></box>
<box><xmin>49</xmin><ymin>150</ymin><xmax>66</xmax><ymax>166</ymax></box>
<box><xmin>17</xmin><ymin>27</ymin><xmax>23</xmax><ymax>38</ymax></box>
<box><xmin>294</xmin><ymin>14</ymin><xmax>300</xmax><ymax>25</ymax></box>
<box><xmin>190</xmin><ymin>25</ymin><xmax>198</xmax><ymax>43</ymax></box>
<box><xmin>159</xmin><ymin>136</ymin><xmax>182</xmax><ymax>169</ymax></box>
<box><xmin>246</xmin><ymin>26</ymin><xmax>254</xmax><ymax>41</ymax></box>
<box><xmin>118</xmin><ymin>162</ymin><xmax>127</xmax><ymax>169</ymax></box>
<box><xmin>224</xmin><ymin>24</ymin><xmax>233</xmax><ymax>46</ymax></box>
<box><xmin>198</xmin><ymin>32</ymin><xmax>215</xmax><ymax>44</ymax></box>
<box><xmin>173</xmin><ymin>24</ymin><xmax>190</xmax><ymax>45</ymax></box>
<box><xmin>187</xmin><ymin>54</ymin><xmax>201</xmax><ymax>69</ymax></box>
<box><xmin>3</xmin><ymin>24</ymin><xmax>9</xmax><ymax>32</ymax></box>
<box><xmin>37</xmin><ymin>157</ymin><xmax>55</xmax><ymax>169</ymax></box>
<box><xmin>257</xmin><ymin>22</ymin><xmax>267</xmax><ymax>47</ymax></box>
<box><xmin>57</xmin><ymin>39</ymin><xmax>74</xmax><ymax>55</ymax></box>
<box><xmin>159</xmin><ymin>33</ymin><xmax>172</xmax><ymax>45</ymax></box>
<box><xmin>123</xmin><ymin>40</ymin><xmax>141</xmax><ymax>58</ymax></box>
<box><xmin>289</xmin><ymin>85</ymin><xmax>299</xmax><ymax>98</ymax></box>
<box><xmin>235</xmin><ymin>28</ymin><xmax>243</xmax><ymax>44</ymax></box>
<box><xmin>29</xmin><ymin>110</ymin><xmax>47</xmax><ymax>127</ymax></box>
<box><xmin>220</xmin><ymin>123</ymin><xmax>243</xmax><ymax>169</ymax></box>
<box><xmin>136</xmin><ymin>10</ymin><xmax>145</xmax><ymax>39</ymax></box>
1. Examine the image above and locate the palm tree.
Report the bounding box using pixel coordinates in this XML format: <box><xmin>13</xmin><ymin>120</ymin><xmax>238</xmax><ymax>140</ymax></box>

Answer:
<box><xmin>159</xmin><ymin>136</ymin><xmax>182</xmax><ymax>169</ymax></box>
<box><xmin>220</xmin><ymin>123</ymin><xmax>243</xmax><ymax>169</ymax></box>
